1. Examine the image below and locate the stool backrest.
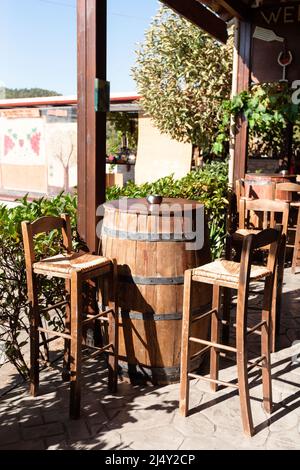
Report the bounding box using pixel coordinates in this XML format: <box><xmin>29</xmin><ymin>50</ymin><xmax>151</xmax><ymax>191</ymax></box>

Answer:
<box><xmin>241</xmin><ymin>226</ymin><xmax>281</xmax><ymax>270</ymax></box>
<box><xmin>236</xmin><ymin>179</ymin><xmax>245</xmax><ymax>208</ymax></box>
<box><xmin>238</xmin><ymin>228</ymin><xmax>281</xmax><ymax>320</ymax></box>
<box><xmin>275</xmin><ymin>182</ymin><xmax>300</xmax><ymax>202</ymax></box>
<box><xmin>239</xmin><ymin>198</ymin><xmax>289</xmax><ymax>235</ymax></box>
<box><xmin>22</xmin><ymin>214</ymin><xmax>72</xmax><ymax>269</ymax></box>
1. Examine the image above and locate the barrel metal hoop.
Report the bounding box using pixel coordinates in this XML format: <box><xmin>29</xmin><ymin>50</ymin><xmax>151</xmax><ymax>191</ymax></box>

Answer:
<box><xmin>120</xmin><ymin>303</ymin><xmax>211</xmax><ymax>321</ymax></box>
<box><xmin>119</xmin><ymin>361</ymin><xmax>181</xmax><ymax>383</ymax></box>
<box><xmin>102</xmin><ymin>226</ymin><xmax>196</xmax><ymax>242</ymax></box>
<box><xmin>119</xmin><ymin>275</ymin><xmax>184</xmax><ymax>285</ymax></box>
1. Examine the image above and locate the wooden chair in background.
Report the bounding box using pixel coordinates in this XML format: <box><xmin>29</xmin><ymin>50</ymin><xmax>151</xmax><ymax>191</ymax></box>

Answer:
<box><xmin>235</xmin><ymin>179</ymin><xmax>246</xmax><ymax>214</ymax></box>
<box><xmin>22</xmin><ymin>214</ymin><xmax>119</xmax><ymax>419</ymax></box>
<box><xmin>180</xmin><ymin>228</ymin><xmax>281</xmax><ymax>437</ymax></box>
<box><xmin>276</xmin><ymin>182</ymin><xmax>300</xmax><ymax>274</ymax></box>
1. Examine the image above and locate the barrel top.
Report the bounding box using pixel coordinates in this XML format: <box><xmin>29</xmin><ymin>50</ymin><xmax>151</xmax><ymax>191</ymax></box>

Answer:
<box><xmin>104</xmin><ymin>198</ymin><xmax>203</xmax><ymax>215</ymax></box>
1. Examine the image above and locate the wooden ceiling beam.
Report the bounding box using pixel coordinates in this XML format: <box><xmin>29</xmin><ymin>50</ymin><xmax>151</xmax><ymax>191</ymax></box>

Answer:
<box><xmin>162</xmin><ymin>0</ymin><xmax>228</xmax><ymax>43</ymax></box>
<box><xmin>216</xmin><ymin>1</ymin><xmax>251</xmax><ymax>20</ymax></box>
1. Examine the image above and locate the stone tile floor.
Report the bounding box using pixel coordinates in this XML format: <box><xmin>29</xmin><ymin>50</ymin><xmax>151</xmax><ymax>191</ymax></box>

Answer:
<box><xmin>0</xmin><ymin>268</ymin><xmax>299</xmax><ymax>450</ymax></box>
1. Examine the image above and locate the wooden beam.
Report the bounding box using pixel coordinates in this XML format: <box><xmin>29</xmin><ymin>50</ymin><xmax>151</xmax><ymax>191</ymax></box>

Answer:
<box><xmin>77</xmin><ymin>0</ymin><xmax>107</xmax><ymax>253</ymax></box>
<box><xmin>162</xmin><ymin>0</ymin><xmax>228</xmax><ymax>43</ymax></box>
<box><xmin>232</xmin><ymin>20</ymin><xmax>252</xmax><ymax>183</ymax></box>
<box><xmin>217</xmin><ymin>1</ymin><xmax>251</xmax><ymax>20</ymax></box>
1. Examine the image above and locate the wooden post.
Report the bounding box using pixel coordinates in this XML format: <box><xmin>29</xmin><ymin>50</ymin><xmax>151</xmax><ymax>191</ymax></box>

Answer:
<box><xmin>77</xmin><ymin>0</ymin><xmax>107</xmax><ymax>253</ymax></box>
<box><xmin>230</xmin><ymin>20</ymin><xmax>252</xmax><ymax>185</ymax></box>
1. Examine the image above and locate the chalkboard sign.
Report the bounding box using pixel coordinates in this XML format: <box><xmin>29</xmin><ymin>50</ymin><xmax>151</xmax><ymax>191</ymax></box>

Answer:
<box><xmin>251</xmin><ymin>3</ymin><xmax>300</xmax><ymax>84</ymax></box>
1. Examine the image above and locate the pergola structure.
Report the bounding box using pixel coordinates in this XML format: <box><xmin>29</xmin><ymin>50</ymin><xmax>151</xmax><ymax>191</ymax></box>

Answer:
<box><xmin>77</xmin><ymin>0</ymin><xmax>300</xmax><ymax>251</ymax></box>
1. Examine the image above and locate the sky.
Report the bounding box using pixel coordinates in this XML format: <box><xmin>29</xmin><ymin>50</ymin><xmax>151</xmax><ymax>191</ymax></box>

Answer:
<box><xmin>0</xmin><ymin>0</ymin><xmax>161</xmax><ymax>95</ymax></box>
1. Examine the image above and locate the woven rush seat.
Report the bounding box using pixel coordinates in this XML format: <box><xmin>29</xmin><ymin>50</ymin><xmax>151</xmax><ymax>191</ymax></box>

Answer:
<box><xmin>234</xmin><ymin>229</ymin><xmax>260</xmax><ymax>237</ymax></box>
<box><xmin>193</xmin><ymin>259</ymin><xmax>271</xmax><ymax>286</ymax></box>
<box><xmin>33</xmin><ymin>252</ymin><xmax>111</xmax><ymax>277</ymax></box>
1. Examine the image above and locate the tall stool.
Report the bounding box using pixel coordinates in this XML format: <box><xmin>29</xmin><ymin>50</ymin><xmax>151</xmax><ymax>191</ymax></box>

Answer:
<box><xmin>275</xmin><ymin>182</ymin><xmax>300</xmax><ymax>274</ymax></box>
<box><xmin>237</xmin><ymin>198</ymin><xmax>289</xmax><ymax>351</ymax></box>
<box><xmin>180</xmin><ymin>228</ymin><xmax>281</xmax><ymax>437</ymax></box>
<box><xmin>22</xmin><ymin>214</ymin><xmax>119</xmax><ymax>419</ymax></box>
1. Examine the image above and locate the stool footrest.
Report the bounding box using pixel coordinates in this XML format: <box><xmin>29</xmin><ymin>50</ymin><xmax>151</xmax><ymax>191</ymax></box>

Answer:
<box><xmin>38</xmin><ymin>326</ymin><xmax>71</xmax><ymax>341</ymax></box>
<box><xmin>84</xmin><ymin>343</ymin><xmax>113</xmax><ymax>359</ymax></box>
<box><xmin>189</xmin><ymin>337</ymin><xmax>237</xmax><ymax>354</ymax></box>
<box><xmin>247</xmin><ymin>355</ymin><xmax>266</xmax><ymax>372</ymax></box>
<box><xmin>190</xmin><ymin>345</ymin><xmax>211</xmax><ymax>361</ymax></box>
<box><xmin>232</xmin><ymin>321</ymin><xmax>265</xmax><ymax>336</ymax></box>
<box><xmin>39</xmin><ymin>336</ymin><xmax>61</xmax><ymax>348</ymax></box>
<box><xmin>192</xmin><ymin>309</ymin><xmax>217</xmax><ymax>324</ymax></box>
<box><xmin>41</xmin><ymin>300</ymin><xmax>69</xmax><ymax>314</ymax></box>
<box><xmin>83</xmin><ymin>309</ymin><xmax>113</xmax><ymax>324</ymax></box>
<box><xmin>246</xmin><ymin>321</ymin><xmax>266</xmax><ymax>336</ymax></box>
<box><xmin>188</xmin><ymin>372</ymin><xmax>239</xmax><ymax>389</ymax></box>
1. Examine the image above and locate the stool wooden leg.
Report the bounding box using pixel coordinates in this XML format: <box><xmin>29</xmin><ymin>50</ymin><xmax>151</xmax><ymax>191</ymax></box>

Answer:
<box><xmin>271</xmin><ymin>235</ymin><xmax>286</xmax><ymax>352</ymax></box>
<box><xmin>180</xmin><ymin>270</ymin><xmax>193</xmax><ymax>417</ymax></box>
<box><xmin>70</xmin><ymin>272</ymin><xmax>83</xmax><ymax>420</ymax></box>
<box><xmin>62</xmin><ymin>279</ymin><xmax>71</xmax><ymax>381</ymax></box>
<box><xmin>222</xmin><ymin>287</ymin><xmax>231</xmax><ymax>345</ymax></box>
<box><xmin>236</xmin><ymin>292</ymin><xmax>254</xmax><ymax>437</ymax></box>
<box><xmin>29</xmin><ymin>279</ymin><xmax>40</xmax><ymax>397</ymax></box>
<box><xmin>210</xmin><ymin>285</ymin><xmax>221</xmax><ymax>392</ymax></box>
<box><xmin>292</xmin><ymin>207</ymin><xmax>300</xmax><ymax>274</ymax></box>
<box><xmin>108</xmin><ymin>260</ymin><xmax>119</xmax><ymax>393</ymax></box>
<box><xmin>261</xmin><ymin>276</ymin><xmax>273</xmax><ymax>414</ymax></box>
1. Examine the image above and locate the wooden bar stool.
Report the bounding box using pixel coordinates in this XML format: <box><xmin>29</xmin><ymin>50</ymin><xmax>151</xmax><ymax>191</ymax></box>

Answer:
<box><xmin>236</xmin><ymin>198</ymin><xmax>290</xmax><ymax>352</ymax></box>
<box><xmin>22</xmin><ymin>214</ymin><xmax>119</xmax><ymax>419</ymax></box>
<box><xmin>180</xmin><ymin>228</ymin><xmax>281</xmax><ymax>437</ymax></box>
<box><xmin>275</xmin><ymin>182</ymin><xmax>300</xmax><ymax>274</ymax></box>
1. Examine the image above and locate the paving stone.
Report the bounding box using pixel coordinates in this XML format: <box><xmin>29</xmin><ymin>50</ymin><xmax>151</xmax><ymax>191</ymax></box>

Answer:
<box><xmin>42</xmin><ymin>409</ymin><xmax>69</xmax><ymax>424</ymax></box>
<box><xmin>84</xmin><ymin>407</ymin><xmax>109</xmax><ymax>427</ymax></box>
<box><xmin>0</xmin><ymin>439</ymin><xmax>45</xmax><ymax>450</ymax></box>
<box><xmin>65</xmin><ymin>419</ymin><xmax>91</xmax><ymax>440</ymax></box>
<box><xmin>266</xmin><ymin>434</ymin><xmax>300</xmax><ymax>450</ymax></box>
<box><xmin>269</xmin><ymin>406</ymin><xmax>299</xmax><ymax>432</ymax></box>
<box><xmin>214</xmin><ymin>423</ymin><xmax>270</xmax><ymax>449</ymax></box>
<box><xmin>273</xmin><ymin>372</ymin><xmax>300</xmax><ymax>395</ymax></box>
<box><xmin>18</xmin><ymin>411</ymin><xmax>44</xmax><ymax>427</ymax></box>
<box><xmin>89</xmin><ymin>429</ymin><xmax>123</xmax><ymax>450</ymax></box>
<box><xmin>46</xmin><ymin>435</ymin><xmax>69</xmax><ymax>450</ymax></box>
<box><xmin>21</xmin><ymin>422</ymin><xmax>64</xmax><ymax>440</ymax></box>
<box><xmin>0</xmin><ymin>423</ymin><xmax>20</xmax><ymax>445</ymax></box>
<box><xmin>173</xmin><ymin>410</ymin><xmax>215</xmax><ymax>437</ymax></box>
<box><xmin>108</xmin><ymin>406</ymin><xmax>176</xmax><ymax>433</ymax></box>
<box><xmin>179</xmin><ymin>436</ymin><xmax>219</xmax><ymax>450</ymax></box>
<box><xmin>120</xmin><ymin>425</ymin><xmax>184</xmax><ymax>450</ymax></box>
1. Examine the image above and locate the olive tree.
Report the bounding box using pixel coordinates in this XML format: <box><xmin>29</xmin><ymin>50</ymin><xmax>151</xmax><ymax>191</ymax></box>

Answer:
<box><xmin>132</xmin><ymin>6</ymin><xmax>233</xmax><ymax>156</ymax></box>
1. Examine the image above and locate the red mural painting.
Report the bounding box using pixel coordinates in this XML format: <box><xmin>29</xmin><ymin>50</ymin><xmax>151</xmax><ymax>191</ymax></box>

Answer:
<box><xmin>4</xmin><ymin>135</ymin><xmax>15</xmax><ymax>156</ymax></box>
<box><xmin>30</xmin><ymin>132</ymin><xmax>41</xmax><ymax>156</ymax></box>
<box><xmin>3</xmin><ymin>128</ymin><xmax>42</xmax><ymax>158</ymax></box>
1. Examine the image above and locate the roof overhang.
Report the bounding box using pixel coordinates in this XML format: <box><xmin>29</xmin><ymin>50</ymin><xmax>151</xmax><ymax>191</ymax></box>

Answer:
<box><xmin>161</xmin><ymin>0</ymin><xmax>229</xmax><ymax>43</ymax></box>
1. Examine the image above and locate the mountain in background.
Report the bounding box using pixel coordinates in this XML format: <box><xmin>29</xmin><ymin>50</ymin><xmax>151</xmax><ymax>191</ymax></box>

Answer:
<box><xmin>2</xmin><ymin>88</ymin><xmax>62</xmax><ymax>99</ymax></box>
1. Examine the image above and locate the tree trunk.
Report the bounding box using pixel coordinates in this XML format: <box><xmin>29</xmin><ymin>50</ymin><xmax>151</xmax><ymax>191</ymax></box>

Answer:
<box><xmin>64</xmin><ymin>166</ymin><xmax>69</xmax><ymax>193</ymax></box>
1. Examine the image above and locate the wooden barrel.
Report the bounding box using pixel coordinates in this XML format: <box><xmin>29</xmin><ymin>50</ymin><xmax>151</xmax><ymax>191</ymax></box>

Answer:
<box><xmin>101</xmin><ymin>198</ymin><xmax>212</xmax><ymax>385</ymax></box>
